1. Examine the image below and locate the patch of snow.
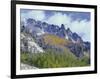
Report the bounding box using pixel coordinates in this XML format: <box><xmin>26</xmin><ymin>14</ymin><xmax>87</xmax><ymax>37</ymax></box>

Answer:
<box><xmin>28</xmin><ymin>41</ymin><xmax>44</xmax><ymax>53</ymax></box>
<box><xmin>21</xmin><ymin>33</ymin><xmax>44</xmax><ymax>53</ymax></box>
<box><xmin>65</xmin><ymin>35</ymin><xmax>68</xmax><ymax>39</ymax></box>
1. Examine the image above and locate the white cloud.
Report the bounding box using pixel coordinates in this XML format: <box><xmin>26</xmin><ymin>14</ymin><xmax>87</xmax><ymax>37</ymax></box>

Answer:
<box><xmin>70</xmin><ymin>20</ymin><xmax>90</xmax><ymax>41</ymax></box>
<box><xmin>45</xmin><ymin>12</ymin><xmax>71</xmax><ymax>27</ymax></box>
<box><xmin>21</xmin><ymin>10</ymin><xmax>45</xmax><ymax>21</ymax></box>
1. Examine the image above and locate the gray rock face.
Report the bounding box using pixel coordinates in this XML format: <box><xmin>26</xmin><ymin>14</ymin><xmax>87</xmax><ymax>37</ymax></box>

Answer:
<box><xmin>67</xmin><ymin>43</ymin><xmax>84</xmax><ymax>58</ymax></box>
<box><xmin>20</xmin><ymin>33</ymin><xmax>44</xmax><ymax>53</ymax></box>
<box><xmin>83</xmin><ymin>42</ymin><xmax>90</xmax><ymax>52</ymax></box>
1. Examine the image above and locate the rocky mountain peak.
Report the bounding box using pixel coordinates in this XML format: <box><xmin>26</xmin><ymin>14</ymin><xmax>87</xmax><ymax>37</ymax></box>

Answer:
<box><xmin>66</xmin><ymin>28</ymin><xmax>71</xmax><ymax>33</ymax></box>
<box><xmin>27</xmin><ymin>18</ymin><xmax>36</xmax><ymax>24</ymax></box>
<box><xmin>22</xmin><ymin>18</ymin><xmax>88</xmax><ymax>44</ymax></box>
<box><xmin>21</xmin><ymin>18</ymin><xmax>90</xmax><ymax>58</ymax></box>
<box><xmin>61</xmin><ymin>24</ymin><xmax>65</xmax><ymax>30</ymax></box>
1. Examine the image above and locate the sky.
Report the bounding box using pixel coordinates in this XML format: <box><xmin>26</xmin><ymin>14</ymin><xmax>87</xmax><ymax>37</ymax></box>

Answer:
<box><xmin>20</xmin><ymin>9</ymin><xmax>91</xmax><ymax>42</ymax></box>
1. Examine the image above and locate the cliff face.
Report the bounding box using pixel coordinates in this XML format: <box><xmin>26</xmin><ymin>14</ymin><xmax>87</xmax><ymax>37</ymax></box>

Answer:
<box><xmin>20</xmin><ymin>32</ymin><xmax>44</xmax><ymax>53</ymax></box>
<box><xmin>20</xmin><ymin>18</ymin><xmax>90</xmax><ymax>58</ymax></box>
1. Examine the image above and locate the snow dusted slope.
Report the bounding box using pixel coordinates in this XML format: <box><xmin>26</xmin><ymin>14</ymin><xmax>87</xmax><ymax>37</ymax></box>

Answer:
<box><xmin>21</xmin><ymin>32</ymin><xmax>44</xmax><ymax>53</ymax></box>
